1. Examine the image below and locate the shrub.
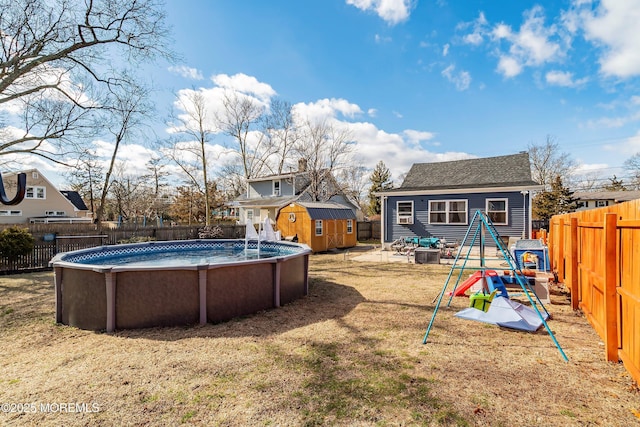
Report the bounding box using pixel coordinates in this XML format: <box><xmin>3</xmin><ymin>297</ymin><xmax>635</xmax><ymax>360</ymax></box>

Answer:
<box><xmin>0</xmin><ymin>227</ymin><xmax>35</xmax><ymax>259</ymax></box>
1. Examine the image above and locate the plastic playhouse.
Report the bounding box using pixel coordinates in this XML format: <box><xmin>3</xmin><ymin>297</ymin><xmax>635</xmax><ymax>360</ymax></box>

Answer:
<box><xmin>511</xmin><ymin>239</ymin><xmax>551</xmax><ymax>272</ymax></box>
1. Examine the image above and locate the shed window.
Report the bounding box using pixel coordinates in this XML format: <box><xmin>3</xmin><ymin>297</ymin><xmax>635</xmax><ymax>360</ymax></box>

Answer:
<box><xmin>347</xmin><ymin>219</ymin><xmax>353</xmax><ymax>234</ymax></box>
<box><xmin>397</xmin><ymin>201</ymin><xmax>414</xmax><ymax>224</ymax></box>
<box><xmin>429</xmin><ymin>200</ymin><xmax>467</xmax><ymax>224</ymax></box>
<box><xmin>486</xmin><ymin>199</ymin><xmax>508</xmax><ymax>225</ymax></box>
<box><xmin>315</xmin><ymin>220</ymin><xmax>323</xmax><ymax>236</ymax></box>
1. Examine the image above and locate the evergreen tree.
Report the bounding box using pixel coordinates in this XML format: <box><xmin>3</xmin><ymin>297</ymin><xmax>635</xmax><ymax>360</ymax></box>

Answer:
<box><xmin>602</xmin><ymin>175</ymin><xmax>626</xmax><ymax>191</ymax></box>
<box><xmin>533</xmin><ymin>175</ymin><xmax>578</xmax><ymax>221</ymax></box>
<box><xmin>367</xmin><ymin>161</ymin><xmax>393</xmax><ymax>216</ymax></box>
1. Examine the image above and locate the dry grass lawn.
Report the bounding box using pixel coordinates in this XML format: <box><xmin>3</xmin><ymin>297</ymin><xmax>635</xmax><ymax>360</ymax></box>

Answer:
<box><xmin>1</xmin><ymin>252</ymin><xmax>639</xmax><ymax>426</ymax></box>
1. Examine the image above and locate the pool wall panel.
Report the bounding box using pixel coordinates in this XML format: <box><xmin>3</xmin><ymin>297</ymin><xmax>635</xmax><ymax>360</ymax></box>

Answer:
<box><xmin>279</xmin><ymin>256</ymin><xmax>308</xmax><ymax>305</ymax></box>
<box><xmin>206</xmin><ymin>263</ymin><xmax>274</xmax><ymax>323</ymax></box>
<box><xmin>61</xmin><ymin>268</ymin><xmax>107</xmax><ymax>330</ymax></box>
<box><xmin>116</xmin><ymin>270</ymin><xmax>200</xmax><ymax>329</ymax></box>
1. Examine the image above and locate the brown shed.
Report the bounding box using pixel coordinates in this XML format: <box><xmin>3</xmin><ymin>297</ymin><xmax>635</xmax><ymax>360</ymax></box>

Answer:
<box><xmin>276</xmin><ymin>202</ymin><xmax>357</xmax><ymax>253</ymax></box>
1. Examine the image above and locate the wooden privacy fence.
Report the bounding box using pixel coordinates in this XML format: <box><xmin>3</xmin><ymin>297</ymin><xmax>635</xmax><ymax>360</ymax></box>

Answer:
<box><xmin>548</xmin><ymin>199</ymin><xmax>640</xmax><ymax>384</ymax></box>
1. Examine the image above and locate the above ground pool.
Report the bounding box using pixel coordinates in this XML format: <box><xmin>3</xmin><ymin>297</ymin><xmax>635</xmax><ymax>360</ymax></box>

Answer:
<box><xmin>50</xmin><ymin>239</ymin><xmax>311</xmax><ymax>331</ymax></box>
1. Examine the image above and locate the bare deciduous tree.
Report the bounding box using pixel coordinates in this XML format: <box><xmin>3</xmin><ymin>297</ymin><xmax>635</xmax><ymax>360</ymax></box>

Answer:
<box><xmin>216</xmin><ymin>91</ymin><xmax>272</xmax><ymax>180</ymax></box>
<box><xmin>94</xmin><ymin>81</ymin><xmax>151</xmax><ymax>226</ymax></box>
<box><xmin>164</xmin><ymin>90</ymin><xmax>219</xmax><ymax>225</ymax></box>
<box><xmin>262</xmin><ymin>98</ymin><xmax>299</xmax><ymax>175</ymax></box>
<box><xmin>623</xmin><ymin>153</ymin><xmax>640</xmax><ymax>190</ymax></box>
<box><xmin>295</xmin><ymin>119</ymin><xmax>354</xmax><ymax>202</ymax></box>
<box><xmin>528</xmin><ymin>136</ymin><xmax>577</xmax><ymax>190</ymax></box>
<box><xmin>0</xmin><ymin>0</ymin><xmax>172</xmax><ymax>164</ymax></box>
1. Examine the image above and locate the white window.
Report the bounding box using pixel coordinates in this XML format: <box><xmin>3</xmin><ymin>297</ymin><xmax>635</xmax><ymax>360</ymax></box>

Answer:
<box><xmin>347</xmin><ymin>219</ymin><xmax>353</xmax><ymax>234</ymax></box>
<box><xmin>315</xmin><ymin>220</ymin><xmax>323</xmax><ymax>236</ymax></box>
<box><xmin>32</xmin><ymin>171</ymin><xmax>39</xmax><ymax>179</ymax></box>
<box><xmin>45</xmin><ymin>211</ymin><xmax>66</xmax><ymax>217</ymax></box>
<box><xmin>246</xmin><ymin>209</ymin><xmax>254</xmax><ymax>223</ymax></box>
<box><xmin>273</xmin><ymin>180</ymin><xmax>281</xmax><ymax>196</ymax></box>
<box><xmin>429</xmin><ymin>200</ymin><xmax>468</xmax><ymax>225</ymax></box>
<box><xmin>26</xmin><ymin>186</ymin><xmax>46</xmax><ymax>199</ymax></box>
<box><xmin>486</xmin><ymin>198</ymin><xmax>508</xmax><ymax>225</ymax></box>
<box><xmin>596</xmin><ymin>200</ymin><xmax>608</xmax><ymax>207</ymax></box>
<box><xmin>0</xmin><ymin>210</ymin><xmax>22</xmax><ymax>216</ymax></box>
<box><xmin>397</xmin><ymin>201</ymin><xmax>414</xmax><ymax>224</ymax></box>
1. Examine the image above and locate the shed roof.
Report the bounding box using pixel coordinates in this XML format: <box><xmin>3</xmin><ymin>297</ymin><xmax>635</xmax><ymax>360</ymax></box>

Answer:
<box><xmin>296</xmin><ymin>202</ymin><xmax>356</xmax><ymax>220</ymax></box>
<box><xmin>398</xmin><ymin>152</ymin><xmax>539</xmax><ymax>191</ymax></box>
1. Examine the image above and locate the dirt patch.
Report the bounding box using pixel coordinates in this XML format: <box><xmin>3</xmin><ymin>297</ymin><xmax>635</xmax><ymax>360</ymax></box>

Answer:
<box><xmin>0</xmin><ymin>257</ymin><xmax>638</xmax><ymax>426</ymax></box>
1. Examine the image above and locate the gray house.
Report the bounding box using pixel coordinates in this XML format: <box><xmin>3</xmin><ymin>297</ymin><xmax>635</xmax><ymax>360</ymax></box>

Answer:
<box><xmin>376</xmin><ymin>152</ymin><xmax>542</xmax><ymax>249</ymax></box>
<box><xmin>232</xmin><ymin>160</ymin><xmax>359</xmax><ymax>225</ymax></box>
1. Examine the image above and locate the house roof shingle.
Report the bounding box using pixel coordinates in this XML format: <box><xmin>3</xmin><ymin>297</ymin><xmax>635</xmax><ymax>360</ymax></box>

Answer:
<box><xmin>60</xmin><ymin>190</ymin><xmax>89</xmax><ymax>210</ymax></box>
<box><xmin>398</xmin><ymin>152</ymin><xmax>539</xmax><ymax>191</ymax></box>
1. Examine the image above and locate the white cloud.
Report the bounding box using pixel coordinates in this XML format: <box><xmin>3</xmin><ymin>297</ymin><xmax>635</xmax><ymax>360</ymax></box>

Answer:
<box><xmin>344</xmin><ymin>121</ymin><xmax>471</xmax><ymax>180</ymax></box>
<box><xmin>374</xmin><ymin>34</ymin><xmax>393</xmax><ymax>44</ymax></box>
<box><xmin>293</xmin><ymin>98</ymin><xmax>363</xmax><ymax>123</ymax></box>
<box><xmin>367</xmin><ymin>108</ymin><xmax>378</xmax><ymax>117</ymax></box>
<box><xmin>346</xmin><ymin>0</ymin><xmax>414</xmax><ymax>25</ymax></box>
<box><xmin>602</xmin><ymin>130</ymin><xmax>640</xmax><ymax>155</ymax></box>
<box><xmin>492</xmin><ymin>5</ymin><xmax>563</xmax><ymax>79</ymax></box>
<box><xmin>460</xmin><ymin>12</ymin><xmax>489</xmax><ymax>46</ymax></box>
<box><xmin>169</xmin><ymin>73</ymin><xmax>277</xmax><ymax>136</ymax></box>
<box><xmin>441</xmin><ymin>64</ymin><xmax>471</xmax><ymax>90</ymax></box>
<box><xmin>492</xmin><ymin>23</ymin><xmax>512</xmax><ymax>40</ymax></box>
<box><xmin>211</xmin><ymin>73</ymin><xmax>276</xmax><ymax>104</ymax></box>
<box><xmin>461</xmin><ymin>6</ymin><xmax>565</xmax><ymax>78</ymax></box>
<box><xmin>442</xmin><ymin>43</ymin><xmax>450</xmax><ymax>56</ymax></box>
<box><xmin>403</xmin><ymin>129</ymin><xmax>436</xmax><ymax>145</ymax></box>
<box><xmin>496</xmin><ymin>56</ymin><xmax>523</xmax><ymax>78</ymax></box>
<box><xmin>545</xmin><ymin>70</ymin><xmax>588</xmax><ymax>87</ymax></box>
<box><xmin>168</xmin><ymin>65</ymin><xmax>204</xmax><ymax>80</ymax></box>
<box><xmin>579</xmin><ymin>0</ymin><xmax>640</xmax><ymax>78</ymax></box>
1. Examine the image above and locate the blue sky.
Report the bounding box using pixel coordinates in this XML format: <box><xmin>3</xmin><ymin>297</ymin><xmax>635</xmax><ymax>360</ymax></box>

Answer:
<box><xmin>21</xmin><ymin>0</ymin><xmax>640</xmax><ymax>189</ymax></box>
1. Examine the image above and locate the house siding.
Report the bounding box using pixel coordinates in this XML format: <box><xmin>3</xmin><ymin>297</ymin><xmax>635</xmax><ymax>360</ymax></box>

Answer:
<box><xmin>248</xmin><ymin>177</ymin><xmax>295</xmax><ymax>198</ymax></box>
<box><xmin>384</xmin><ymin>191</ymin><xmax>527</xmax><ymax>247</ymax></box>
<box><xmin>0</xmin><ymin>170</ymin><xmax>86</xmax><ymax>224</ymax></box>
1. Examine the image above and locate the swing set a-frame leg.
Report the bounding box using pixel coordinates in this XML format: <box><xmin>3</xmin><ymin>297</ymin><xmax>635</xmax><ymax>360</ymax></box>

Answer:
<box><xmin>422</xmin><ymin>210</ymin><xmax>569</xmax><ymax>362</ymax></box>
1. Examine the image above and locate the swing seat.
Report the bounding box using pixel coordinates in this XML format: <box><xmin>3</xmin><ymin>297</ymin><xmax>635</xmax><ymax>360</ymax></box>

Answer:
<box><xmin>469</xmin><ymin>290</ymin><xmax>498</xmax><ymax>312</ymax></box>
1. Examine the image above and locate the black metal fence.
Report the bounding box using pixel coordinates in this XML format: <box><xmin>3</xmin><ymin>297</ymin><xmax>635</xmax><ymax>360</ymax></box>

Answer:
<box><xmin>0</xmin><ymin>221</ymin><xmax>377</xmax><ymax>274</ymax></box>
<box><xmin>0</xmin><ymin>223</ymin><xmax>245</xmax><ymax>274</ymax></box>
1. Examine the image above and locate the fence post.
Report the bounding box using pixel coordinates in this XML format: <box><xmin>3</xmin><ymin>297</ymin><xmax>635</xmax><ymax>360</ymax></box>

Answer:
<box><xmin>603</xmin><ymin>213</ymin><xmax>619</xmax><ymax>362</ymax></box>
<box><xmin>548</xmin><ymin>218</ymin><xmax>554</xmax><ymax>267</ymax></box>
<box><xmin>557</xmin><ymin>217</ymin><xmax>565</xmax><ymax>281</ymax></box>
<box><xmin>570</xmin><ymin>217</ymin><xmax>579</xmax><ymax>310</ymax></box>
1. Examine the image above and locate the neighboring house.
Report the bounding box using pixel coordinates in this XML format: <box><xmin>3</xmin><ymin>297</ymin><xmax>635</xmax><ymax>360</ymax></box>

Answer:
<box><xmin>276</xmin><ymin>201</ymin><xmax>357</xmax><ymax>252</ymax></box>
<box><xmin>376</xmin><ymin>153</ymin><xmax>543</xmax><ymax>249</ymax></box>
<box><xmin>231</xmin><ymin>159</ymin><xmax>359</xmax><ymax>227</ymax></box>
<box><xmin>0</xmin><ymin>169</ymin><xmax>92</xmax><ymax>224</ymax></box>
<box><xmin>573</xmin><ymin>190</ymin><xmax>640</xmax><ymax>211</ymax></box>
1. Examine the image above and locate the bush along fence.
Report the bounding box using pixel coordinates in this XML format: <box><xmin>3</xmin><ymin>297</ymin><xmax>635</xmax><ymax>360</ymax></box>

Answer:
<box><xmin>0</xmin><ymin>223</ymin><xmax>245</xmax><ymax>274</ymax></box>
<box><xmin>548</xmin><ymin>199</ymin><xmax>640</xmax><ymax>385</ymax></box>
